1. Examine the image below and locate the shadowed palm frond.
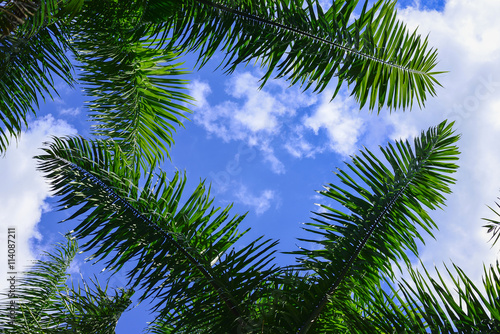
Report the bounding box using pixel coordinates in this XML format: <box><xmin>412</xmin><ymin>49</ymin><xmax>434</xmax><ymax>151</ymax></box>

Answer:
<box><xmin>36</xmin><ymin>136</ymin><xmax>279</xmax><ymax>333</ymax></box>
<box><xmin>0</xmin><ymin>0</ymin><xmax>84</xmax><ymax>38</ymax></box>
<box><xmin>143</xmin><ymin>0</ymin><xmax>444</xmax><ymax>111</ymax></box>
<box><xmin>0</xmin><ymin>0</ymin><xmax>81</xmax><ymax>153</ymax></box>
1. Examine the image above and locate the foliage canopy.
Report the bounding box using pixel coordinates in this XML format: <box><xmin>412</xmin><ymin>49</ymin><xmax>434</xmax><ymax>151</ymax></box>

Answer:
<box><xmin>1</xmin><ymin>0</ymin><xmax>499</xmax><ymax>333</ymax></box>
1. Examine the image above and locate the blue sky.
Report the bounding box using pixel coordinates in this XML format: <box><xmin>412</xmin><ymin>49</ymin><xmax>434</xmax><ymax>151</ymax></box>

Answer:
<box><xmin>2</xmin><ymin>0</ymin><xmax>500</xmax><ymax>332</ymax></box>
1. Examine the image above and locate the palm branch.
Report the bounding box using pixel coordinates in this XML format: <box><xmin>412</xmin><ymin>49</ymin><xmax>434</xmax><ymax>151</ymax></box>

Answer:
<box><xmin>71</xmin><ymin>0</ymin><xmax>192</xmax><ymax>168</ymax></box>
<box><xmin>358</xmin><ymin>262</ymin><xmax>500</xmax><ymax>333</ymax></box>
<box><xmin>483</xmin><ymin>198</ymin><xmax>500</xmax><ymax>246</ymax></box>
<box><xmin>59</xmin><ymin>275</ymin><xmax>133</xmax><ymax>333</ymax></box>
<box><xmin>35</xmin><ymin>121</ymin><xmax>461</xmax><ymax>333</ymax></box>
<box><xmin>0</xmin><ymin>237</ymin><xmax>77</xmax><ymax>332</ymax></box>
<box><xmin>0</xmin><ymin>0</ymin><xmax>81</xmax><ymax>153</ymax></box>
<box><xmin>280</xmin><ymin>120</ymin><xmax>460</xmax><ymax>333</ymax></box>
<box><xmin>143</xmin><ymin>0</ymin><xmax>444</xmax><ymax>111</ymax></box>
<box><xmin>36</xmin><ymin>136</ymin><xmax>279</xmax><ymax>333</ymax></box>
<box><xmin>0</xmin><ymin>236</ymin><xmax>132</xmax><ymax>333</ymax></box>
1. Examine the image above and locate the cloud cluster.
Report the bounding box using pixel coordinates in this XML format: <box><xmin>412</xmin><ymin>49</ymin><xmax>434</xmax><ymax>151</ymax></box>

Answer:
<box><xmin>190</xmin><ymin>71</ymin><xmax>367</xmax><ymax>172</ymax></box>
<box><xmin>190</xmin><ymin>71</ymin><xmax>369</xmax><ymax>214</ymax></box>
<box><xmin>0</xmin><ymin>115</ymin><xmax>76</xmax><ymax>294</ymax></box>
<box><xmin>384</xmin><ymin>0</ymin><xmax>500</xmax><ymax>288</ymax></box>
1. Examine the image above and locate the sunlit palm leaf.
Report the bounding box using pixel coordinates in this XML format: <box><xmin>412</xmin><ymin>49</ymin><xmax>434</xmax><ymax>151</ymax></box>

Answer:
<box><xmin>0</xmin><ymin>237</ymin><xmax>77</xmax><ymax>332</ymax></box>
<box><xmin>36</xmin><ymin>136</ymin><xmax>279</xmax><ymax>332</ymax></box>
<box><xmin>144</xmin><ymin>0</ymin><xmax>443</xmax><ymax>111</ymax></box>
<box><xmin>287</xmin><ymin>121</ymin><xmax>459</xmax><ymax>332</ymax></box>
<box><xmin>72</xmin><ymin>0</ymin><xmax>192</xmax><ymax>168</ymax></box>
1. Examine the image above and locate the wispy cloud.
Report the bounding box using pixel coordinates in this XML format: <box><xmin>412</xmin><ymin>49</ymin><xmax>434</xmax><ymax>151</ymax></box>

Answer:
<box><xmin>190</xmin><ymin>71</ymin><xmax>367</xmax><ymax>172</ymax></box>
<box><xmin>190</xmin><ymin>71</ymin><xmax>317</xmax><ymax>173</ymax></box>
<box><xmin>303</xmin><ymin>93</ymin><xmax>364</xmax><ymax>157</ymax></box>
<box><xmin>59</xmin><ymin>107</ymin><xmax>81</xmax><ymax>116</ymax></box>
<box><xmin>234</xmin><ymin>185</ymin><xmax>276</xmax><ymax>215</ymax></box>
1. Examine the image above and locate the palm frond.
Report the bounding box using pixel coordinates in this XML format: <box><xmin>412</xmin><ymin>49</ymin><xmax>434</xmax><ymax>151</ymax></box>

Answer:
<box><xmin>0</xmin><ymin>4</ymin><xmax>75</xmax><ymax>153</ymax></box>
<box><xmin>0</xmin><ymin>0</ymin><xmax>58</xmax><ymax>38</ymax></box>
<box><xmin>143</xmin><ymin>0</ymin><xmax>443</xmax><ymax>111</ymax></box>
<box><xmin>287</xmin><ymin>121</ymin><xmax>459</xmax><ymax>333</ymax></box>
<box><xmin>60</xmin><ymin>275</ymin><xmax>133</xmax><ymax>333</ymax></box>
<box><xmin>0</xmin><ymin>236</ymin><xmax>133</xmax><ymax>333</ymax></box>
<box><xmin>71</xmin><ymin>0</ymin><xmax>192</xmax><ymax>168</ymax></box>
<box><xmin>36</xmin><ymin>136</ymin><xmax>279</xmax><ymax>333</ymax></box>
<box><xmin>0</xmin><ymin>237</ymin><xmax>76</xmax><ymax>332</ymax></box>
<box><xmin>361</xmin><ymin>262</ymin><xmax>500</xmax><ymax>333</ymax></box>
<box><xmin>483</xmin><ymin>198</ymin><xmax>500</xmax><ymax>246</ymax></box>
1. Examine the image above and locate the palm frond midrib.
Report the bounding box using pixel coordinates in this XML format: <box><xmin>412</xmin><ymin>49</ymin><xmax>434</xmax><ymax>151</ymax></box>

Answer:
<box><xmin>195</xmin><ymin>0</ymin><xmax>425</xmax><ymax>75</ymax></box>
<box><xmin>296</xmin><ymin>127</ymin><xmax>452</xmax><ymax>333</ymax></box>
<box><xmin>49</xmin><ymin>152</ymin><xmax>246</xmax><ymax>323</ymax></box>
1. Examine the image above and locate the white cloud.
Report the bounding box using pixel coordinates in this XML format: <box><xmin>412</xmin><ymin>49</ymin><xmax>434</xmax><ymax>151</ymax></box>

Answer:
<box><xmin>284</xmin><ymin>126</ymin><xmax>324</xmax><ymax>158</ymax></box>
<box><xmin>189</xmin><ymin>80</ymin><xmax>211</xmax><ymax>109</ymax></box>
<box><xmin>59</xmin><ymin>107</ymin><xmax>81</xmax><ymax>116</ymax></box>
<box><xmin>382</xmin><ymin>0</ymin><xmax>500</xmax><ymax>295</ymax></box>
<box><xmin>260</xmin><ymin>142</ymin><xmax>286</xmax><ymax>175</ymax></box>
<box><xmin>0</xmin><ymin>115</ymin><xmax>77</xmax><ymax>294</ymax></box>
<box><xmin>192</xmin><ymin>72</ymin><xmax>303</xmax><ymax>138</ymax></box>
<box><xmin>191</xmin><ymin>70</ymin><xmax>367</xmax><ymax>172</ymax></box>
<box><xmin>303</xmin><ymin>93</ymin><xmax>364</xmax><ymax>156</ymax></box>
<box><xmin>190</xmin><ymin>72</ymin><xmax>316</xmax><ymax>173</ymax></box>
<box><xmin>234</xmin><ymin>185</ymin><xmax>276</xmax><ymax>215</ymax></box>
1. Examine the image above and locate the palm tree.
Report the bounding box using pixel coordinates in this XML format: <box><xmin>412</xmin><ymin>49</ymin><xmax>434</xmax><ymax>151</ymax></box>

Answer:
<box><xmin>0</xmin><ymin>237</ymin><xmax>133</xmax><ymax>333</ymax></box>
<box><xmin>1</xmin><ymin>0</ymin><xmax>442</xmax><ymax>161</ymax></box>
<box><xmin>7</xmin><ymin>0</ymin><xmax>499</xmax><ymax>333</ymax></box>
<box><xmin>33</xmin><ymin>120</ymin><xmax>500</xmax><ymax>333</ymax></box>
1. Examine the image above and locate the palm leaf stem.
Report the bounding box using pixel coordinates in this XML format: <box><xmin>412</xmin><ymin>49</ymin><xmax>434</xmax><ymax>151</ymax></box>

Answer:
<box><xmin>197</xmin><ymin>0</ymin><xmax>418</xmax><ymax>74</ymax></box>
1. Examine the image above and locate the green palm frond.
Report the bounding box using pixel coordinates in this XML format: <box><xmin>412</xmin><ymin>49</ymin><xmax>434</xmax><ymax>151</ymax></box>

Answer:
<box><xmin>0</xmin><ymin>1</ymin><xmax>77</xmax><ymax>154</ymax></box>
<box><xmin>0</xmin><ymin>0</ymin><xmax>83</xmax><ymax>38</ymax></box>
<box><xmin>143</xmin><ymin>0</ymin><xmax>443</xmax><ymax>111</ymax></box>
<box><xmin>483</xmin><ymin>198</ymin><xmax>500</xmax><ymax>246</ymax></box>
<box><xmin>361</xmin><ymin>262</ymin><xmax>500</xmax><ymax>333</ymax></box>
<box><xmin>36</xmin><ymin>136</ymin><xmax>279</xmax><ymax>333</ymax></box>
<box><xmin>0</xmin><ymin>237</ymin><xmax>132</xmax><ymax>333</ymax></box>
<box><xmin>0</xmin><ymin>0</ymin><xmax>40</xmax><ymax>37</ymax></box>
<box><xmin>0</xmin><ymin>237</ymin><xmax>77</xmax><ymax>332</ymax></box>
<box><xmin>72</xmin><ymin>0</ymin><xmax>192</xmax><ymax>168</ymax></box>
<box><xmin>0</xmin><ymin>0</ymin><xmax>55</xmax><ymax>38</ymax></box>
<box><xmin>287</xmin><ymin>121</ymin><xmax>459</xmax><ymax>333</ymax></box>
<box><xmin>60</xmin><ymin>276</ymin><xmax>133</xmax><ymax>334</ymax></box>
